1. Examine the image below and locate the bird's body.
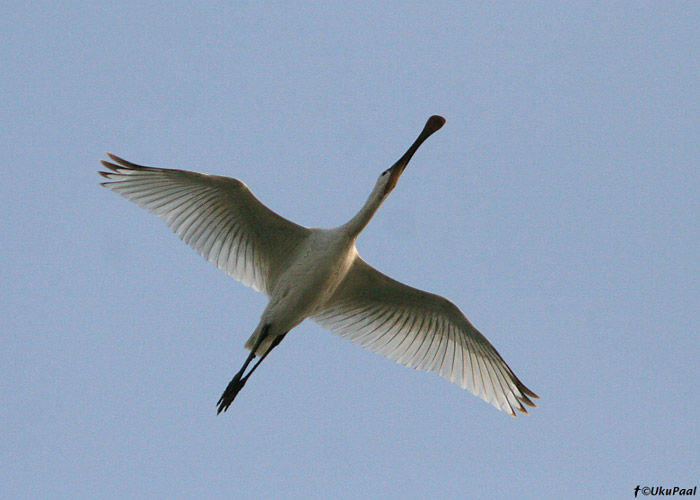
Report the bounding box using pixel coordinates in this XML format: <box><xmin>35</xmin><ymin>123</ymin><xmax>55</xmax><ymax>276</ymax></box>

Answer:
<box><xmin>100</xmin><ymin>116</ymin><xmax>538</xmax><ymax>416</ymax></box>
<box><xmin>249</xmin><ymin>227</ymin><xmax>356</xmax><ymax>355</ymax></box>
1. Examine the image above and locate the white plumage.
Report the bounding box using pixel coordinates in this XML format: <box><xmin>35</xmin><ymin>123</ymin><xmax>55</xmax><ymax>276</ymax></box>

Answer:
<box><xmin>100</xmin><ymin>116</ymin><xmax>537</xmax><ymax>416</ymax></box>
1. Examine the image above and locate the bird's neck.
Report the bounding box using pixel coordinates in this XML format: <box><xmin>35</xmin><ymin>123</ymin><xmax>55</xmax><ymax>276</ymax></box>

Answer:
<box><xmin>341</xmin><ymin>184</ymin><xmax>386</xmax><ymax>240</ymax></box>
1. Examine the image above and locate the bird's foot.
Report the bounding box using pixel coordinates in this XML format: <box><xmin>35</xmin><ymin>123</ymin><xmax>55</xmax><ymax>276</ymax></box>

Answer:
<box><xmin>216</xmin><ymin>374</ymin><xmax>247</xmax><ymax>414</ymax></box>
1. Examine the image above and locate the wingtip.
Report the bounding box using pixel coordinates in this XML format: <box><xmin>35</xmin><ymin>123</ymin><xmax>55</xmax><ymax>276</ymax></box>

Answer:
<box><xmin>518</xmin><ymin>393</ymin><xmax>538</xmax><ymax>410</ymax></box>
<box><xmin>103</xmin><ymin>153</ymin><xmax>145</xmax><ymax>170</ymax></box>
<box><xmin>99</xmin><ymin>159</ymin><xmax>119</xmax><ymax>172</ymax></box>
<box><xmin>523</xmin><ymin>398</ymin><xmax>538</xmax><ymax>408</ymax></box>
<box><xmin>505</xmin><ymin>384</ymin><xmax>539</xmax><ymax>416</ymax></box>
<box><xmin>522</xmin><ymin>385</ymin><xmax>539</xmax><ymax>400</ymax></box>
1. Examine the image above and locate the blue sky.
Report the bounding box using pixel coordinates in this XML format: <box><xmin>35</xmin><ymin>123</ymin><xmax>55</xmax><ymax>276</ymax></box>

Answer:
<box><xmin>2</xmin><ymin>2</ymin><xmax>698</xmax><ymax>499</ymax></box>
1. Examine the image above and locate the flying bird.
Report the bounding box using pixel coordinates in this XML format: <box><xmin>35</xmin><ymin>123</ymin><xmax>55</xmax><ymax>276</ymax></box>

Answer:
<box><xmin>99</xmin><ymin>116</ymin><xmax>538</xmax><ymax>416</ymax></box>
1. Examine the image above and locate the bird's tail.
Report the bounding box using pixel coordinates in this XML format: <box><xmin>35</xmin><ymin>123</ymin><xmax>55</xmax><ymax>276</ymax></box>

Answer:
<box><xmin>244</xmin><ymin>324</ymin><xmax>285</xmax><ymax>356</ymax></box>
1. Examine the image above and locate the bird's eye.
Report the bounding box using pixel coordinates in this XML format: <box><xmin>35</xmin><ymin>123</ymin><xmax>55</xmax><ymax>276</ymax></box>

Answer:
<box><xmin>381</xmin><ymin>170</ymin><xmax>389</xmax><ymax>176</ymax></box>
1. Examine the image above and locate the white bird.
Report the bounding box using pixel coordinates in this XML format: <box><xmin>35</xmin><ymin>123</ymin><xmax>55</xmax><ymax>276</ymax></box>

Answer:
<box><xmin>99</xmin><ymin>116</ymin><xmax>538</xmax><ymax>416</ymax></box>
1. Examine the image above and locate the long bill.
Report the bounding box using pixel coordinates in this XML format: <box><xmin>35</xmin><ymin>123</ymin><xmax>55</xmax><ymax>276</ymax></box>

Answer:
<box><xmin>386</xmin><ymin>115</ymin><xmax>446</xmax><ymax>192</ymax></box>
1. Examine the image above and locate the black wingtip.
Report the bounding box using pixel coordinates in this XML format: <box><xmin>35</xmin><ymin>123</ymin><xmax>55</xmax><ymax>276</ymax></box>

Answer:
<box><xmin>106</xmin><ymin>152</ymin><xmax>124</xmax><ymax>164</ymax></box>
<box><xmin>104</xmin><ymin>153</ymin><xmax>146</xmax><ymax>170</ymax></box>
<box><xmin>99</xmin><ymin>159</ymin><xmax>120</xmax><ymax>172</ymax></box>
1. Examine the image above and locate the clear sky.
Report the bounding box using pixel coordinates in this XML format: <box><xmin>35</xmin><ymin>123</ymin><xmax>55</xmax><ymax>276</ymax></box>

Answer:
<box><xmin>2</xmin><ymin>2</ymin><xmax>698</xmax><ymax>499</ymax></box>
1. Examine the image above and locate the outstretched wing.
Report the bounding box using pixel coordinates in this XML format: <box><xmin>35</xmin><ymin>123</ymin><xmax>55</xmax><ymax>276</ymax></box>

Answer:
<box><xmin>313</xmin><ymin>256</ymin><xmax>538</xmax><ymax>416</ymax></box>
<box><xmin>100</xmin><ymin>154</ymin><xmax>310</xmax><ymax>294</ymax></box>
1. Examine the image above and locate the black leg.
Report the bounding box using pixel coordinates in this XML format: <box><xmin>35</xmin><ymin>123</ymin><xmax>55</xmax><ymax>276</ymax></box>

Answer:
<box><xmin>216</xmin><ymin>327</ymin><xmax>286</xmax><ymax>414</ymax></box>
<box><xmin>215</xmin><ymin>351</ymin><xmax>256</xmax><ymax>414</ymax></box>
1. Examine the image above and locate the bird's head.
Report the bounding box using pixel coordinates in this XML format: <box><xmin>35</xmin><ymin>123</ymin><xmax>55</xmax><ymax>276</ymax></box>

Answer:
<box><xmin>379</xmin><ymin>115</ymin><xmax>445</xmax><ymax>196</ymax></box>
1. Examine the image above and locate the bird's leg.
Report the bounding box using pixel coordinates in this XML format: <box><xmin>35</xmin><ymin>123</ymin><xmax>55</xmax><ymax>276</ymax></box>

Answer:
<box><xmin>216</xmin><ymin>327</ymin><xmax>268</xmax><ymax>414</ymax></box>
<box><xmin>216</xmin><ymin>353</ymin><xmax>257</xmax><ymax>414</ymax></box>
<box><xmin>216</xmin><ymin>326</ymin><xmax>286</xmax><ymax>414</ymax></box>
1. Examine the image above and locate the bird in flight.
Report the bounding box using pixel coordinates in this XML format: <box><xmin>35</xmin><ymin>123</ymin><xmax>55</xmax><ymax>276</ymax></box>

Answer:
<box><xmin>99</xmin><ymin>116</ymin><xmax>538</xmax><ymax>416</ymax></box>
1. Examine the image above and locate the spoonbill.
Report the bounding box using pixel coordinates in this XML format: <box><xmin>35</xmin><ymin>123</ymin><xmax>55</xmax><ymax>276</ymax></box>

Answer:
<box><xmin>99</xmin><ymin>116</ymin><xmax>538</xmax><ymax>416</ymax></box>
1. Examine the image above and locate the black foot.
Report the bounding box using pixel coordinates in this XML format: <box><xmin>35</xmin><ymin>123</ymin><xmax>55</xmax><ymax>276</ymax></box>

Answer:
<box><xmin>216</xmin><ymin>374</ymin><xmax>247</xmax><ymax>414</ymax></box>
<box><xmin>215</xmin><ymin>325</ymin><xmax>285</xmax><ymax>415</ymax></box>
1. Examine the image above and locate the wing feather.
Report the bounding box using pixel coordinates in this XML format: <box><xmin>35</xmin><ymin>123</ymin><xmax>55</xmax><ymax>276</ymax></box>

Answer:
<box><xmin>313</xmin><ymin>256</ymin><xmax>538</xmax><ymax>415</ymax></box>
<box><xmin>99</xmin><ymin>154</ymin><xmax>310</xmax><ymax>294</ymax></box>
